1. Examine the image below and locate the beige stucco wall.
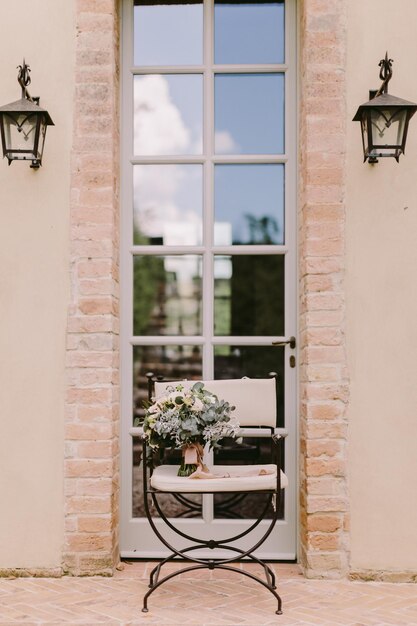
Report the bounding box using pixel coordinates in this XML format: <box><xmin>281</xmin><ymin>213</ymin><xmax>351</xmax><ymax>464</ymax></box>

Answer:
<box><xmin>0</xmin><ymin>0</ymin><xmax>74</xmax><ymax>569</ymax></box>
<box><xmin>1</xmin><ymin>0</ymin><xmax>417</xmax><ymax>577</ymax></box>
<box><xmin>346</xmin><ymin>1</ymin><xmax>417</xmax><ymax>572</ymax></box>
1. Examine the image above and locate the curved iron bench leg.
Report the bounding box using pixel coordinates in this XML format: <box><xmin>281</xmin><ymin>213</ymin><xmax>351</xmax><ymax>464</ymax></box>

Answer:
<box><xmin>141</xmin><ymin>436</ymin><xmax>284</xmax><ymax>615</ymax></box>
<box><xmin>149</xmin><ymin>544</ymin><xmax>276</xmax><ymax>589</ymax></box>
<box><xmin>142</xmin><ymin>564</ymin><xmax>207</xmax><ymax>613</ymax></box>
<box><xmin>142</xmin><ymin>491</ymin><xmax>284</xmax><ymax>614</ymax></box>
<box><xmin>142</xmin><ymin>562</ymin><xmax>282</xmax><ymax>615</ymax></box>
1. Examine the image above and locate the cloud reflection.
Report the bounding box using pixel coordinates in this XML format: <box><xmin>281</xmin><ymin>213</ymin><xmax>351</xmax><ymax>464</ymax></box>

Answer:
<box><xmin>134</xmin><ymin>75</ymin><xmax>191</xmax><ymax>155</ymax></box>
<box><xmin>214</xmin><ymin>130</ymin><xmax>240</xmax><ymax>154</ymax></box>
<box><xmin>133</xmin><ymin>74</ymin><xmax>204</xmax><ymax>246</ymax></box>
<box><xmin>134</xmin><ymin>164</ymin><xmax>202</xmax><ymax>246</ymax></box>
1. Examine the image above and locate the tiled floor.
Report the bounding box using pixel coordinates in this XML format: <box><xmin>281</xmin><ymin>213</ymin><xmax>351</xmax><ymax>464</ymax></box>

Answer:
<box><xmin>0</xmin><ymin>561</ymin><xmax>416</xmax><ymax>626</ymax></box>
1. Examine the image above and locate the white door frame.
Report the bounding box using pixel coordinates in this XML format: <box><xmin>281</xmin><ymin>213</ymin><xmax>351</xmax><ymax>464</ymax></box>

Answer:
<box><xmin>120</xmin><ymin>0</ymin><xmax>298</xmax><ymax>560</ymax></box>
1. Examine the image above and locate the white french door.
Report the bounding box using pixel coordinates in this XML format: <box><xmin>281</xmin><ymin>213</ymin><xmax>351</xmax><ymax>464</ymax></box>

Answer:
<box><xmin>120</xmin><ymin>0</ymin><xmax>297</xmax><ymax>559</ymax></box>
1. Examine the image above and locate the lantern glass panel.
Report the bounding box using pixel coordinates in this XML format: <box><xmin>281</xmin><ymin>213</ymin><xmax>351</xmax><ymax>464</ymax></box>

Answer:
<box><xmin>370</xmin><ymin>107</ymin><xmax>406</xmax><ymax>148</ymax></box>
<box><xmin>4</xmin><ymin>113</ymin><xmax>38</xmax><ymax>156</ymax></box>
<box><xmin>36</xmin><ymin>120</ymin><xmax>47</xmax><ymax>160</ymax></box>
<box><xmin>360</xmin><ymin>117</ymin><xmax>368</xmax><ymax>154</ymax></box>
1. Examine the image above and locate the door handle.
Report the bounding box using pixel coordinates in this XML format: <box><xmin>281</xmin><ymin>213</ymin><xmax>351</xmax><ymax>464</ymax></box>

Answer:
<box><xmin>272</xmin><ymin>336</ymin><xmax>296</xmax><ymax>349</ymax></box>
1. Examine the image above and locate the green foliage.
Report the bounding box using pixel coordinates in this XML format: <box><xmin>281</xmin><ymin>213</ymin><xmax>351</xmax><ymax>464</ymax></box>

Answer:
<box><xmin>143</xmin><ymin>383</ymin><xmax>239</xmax><ymax>451</ymax></box>
<box><xmin>245</xmin><ymin>214</ymin><xmax>279</xmax><ymax>244</ymax></box>
<box><xmin>133</xmin><ymin>227</ymin><xmax>165</xmax><ymax>336</ymax></box>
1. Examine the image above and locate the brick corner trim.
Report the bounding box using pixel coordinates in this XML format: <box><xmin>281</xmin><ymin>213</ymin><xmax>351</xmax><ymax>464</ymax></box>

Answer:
<box><xmin>298</xmin><ymin>0</ymin><xmax>350</xmax><ymax>578</ymax></box>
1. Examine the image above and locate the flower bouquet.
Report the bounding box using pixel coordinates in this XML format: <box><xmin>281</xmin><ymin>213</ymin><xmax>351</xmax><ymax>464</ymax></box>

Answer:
<box><xmin>142</xmin><ymin>382</ymin><xmax>240</xmax><ymax>477</ymax></box>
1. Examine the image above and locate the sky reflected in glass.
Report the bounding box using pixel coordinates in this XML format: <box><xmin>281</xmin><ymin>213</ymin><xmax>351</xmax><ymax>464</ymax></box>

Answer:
<box><xmin>215</xmin><ymin>73</ymin><xmax>284</xmax><ymax>154</ymax></box>
<box><xmin>134</xmin><ymin>1</ymin><xmax>203</xmax><ymax>66</ymax></box>
<box><xmin>214</xmin><ymin>164</ymin><xmax>284</xmax><ymax>245</ymax></box>
<box><xmin>214</xmin><ymin>0</ymin><xmax>284</xmax><ymax>64</ymax></box>
<box><xmin>134</xmin><ymin>74</ymin><xmax>203</xmax><ymax>155</ymax></box>
<box><xmin>133</xmin><ymin>164</ymin><xmax>203</xmax><ymax>245</ymax></box>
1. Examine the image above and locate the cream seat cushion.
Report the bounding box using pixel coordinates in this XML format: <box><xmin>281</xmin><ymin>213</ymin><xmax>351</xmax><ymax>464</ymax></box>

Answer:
<box><xmin>150</xmin><ymin>464</ymin><xmax>288</xmax><ymax>493</ymax></box>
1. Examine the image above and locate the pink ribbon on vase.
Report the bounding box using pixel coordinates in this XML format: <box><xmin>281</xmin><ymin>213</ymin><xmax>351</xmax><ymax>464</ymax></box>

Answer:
<box><xmin>189</xmin><ymin>466</ymin><xmax>275</xmax><ymax>479</ymax></box>
<box><xmin>183</xmin><ymin>442</ymin><xmax>208</xmax><ymax>471</ymax></box>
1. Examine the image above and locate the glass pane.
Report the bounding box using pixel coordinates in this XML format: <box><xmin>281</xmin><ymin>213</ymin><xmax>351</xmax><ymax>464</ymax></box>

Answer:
<box><xmin>4</xmin><ymin>113</ymin><xmax>37</xmax><ymax>153</ymax></box>
<box><xmin>215</xmin><ymin>73</ymin><xmax>284</xmax><ymax>154</ymax></box>
<box><xmin>214</xmin><ymin>255</ymin><xmax>285</xmax><ymax>336</ymax></box>
<box><xmin>213</xmin><ymin>348</ymin><xmax>285</xmax><ymax>520</ymax></box>
<box><xmin>133</xmin><ymin>256</ymin><xmax>203</xmax><ymax>336</ymax></box>
<box><xmin>132</xmin><ymin>344</ymin><xmax>203</xmax><ymax>519</ymax></box>
<box><xmin>214</xmin><ymin>0</ymin><xmax>285</xmax><ymax>64</ymax></box>
<box><xmin>134</xmin><ymin>0</ymin><xmax>203</xmax><ymax>66</ymax></box>
<box><xmin>134</xmin><ymin>74</ymin><xmax>203</xmax><ymax>155</ymax></box>
<box><xmin>134</xmin><ymin>164</ymin><xmax>203</xmax><ymax>245</ymax></box>
<box><xmin>214</xmin><ymin>164</ymin><xmax>284</xmax><ymax>245</ymax></box>
<box><xmin>371</xmin><ymin>108</ymin><xmax>406</xmax><ymax>147</ymax></box>
<box><xmin>133</xmin><ymin>345</ymin><xmax>203</xmax><ymax>423</ymax></box>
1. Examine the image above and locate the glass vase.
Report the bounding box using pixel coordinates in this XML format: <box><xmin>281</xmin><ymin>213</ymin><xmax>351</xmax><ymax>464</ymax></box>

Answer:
<box><xmin>177</xmin><ymin>461</ymin><xmax>198</xmax><ymax>477</ymax></box>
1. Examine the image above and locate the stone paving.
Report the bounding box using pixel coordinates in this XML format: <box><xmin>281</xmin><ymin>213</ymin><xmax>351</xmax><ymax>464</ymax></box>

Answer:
<box><xmin>0</xmin><ymin>562</ymin><xmax>416</xmax><ymax>626</ymax></box>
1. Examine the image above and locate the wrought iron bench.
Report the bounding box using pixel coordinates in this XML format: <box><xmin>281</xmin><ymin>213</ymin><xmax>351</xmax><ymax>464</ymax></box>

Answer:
<box><xmin>140</xmin><ymin>376</ymin><xmax>288</xmax><ymax>615</ymax></box>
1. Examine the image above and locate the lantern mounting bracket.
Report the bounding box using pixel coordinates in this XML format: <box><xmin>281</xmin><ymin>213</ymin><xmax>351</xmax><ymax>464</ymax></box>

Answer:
<box><xmin>375</xmin><ymin>53</ymin><xmax>393</xmax><ymax>98</ymax></box>
<box><xmin>16</xmin><ymin>61</ymin><xmax>40</xmax><ymax>108</ymax></box>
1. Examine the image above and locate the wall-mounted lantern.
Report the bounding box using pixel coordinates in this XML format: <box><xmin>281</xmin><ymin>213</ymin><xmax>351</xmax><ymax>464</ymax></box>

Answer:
<box><xmin>353</xmin><ymin>53</ymin><xmax>417</xmax><ymax>163</ymax></box>
<box><xmin>0</xmin><ymin>60</ymin><xmax>54</xmax><ymax>169</ymax></box>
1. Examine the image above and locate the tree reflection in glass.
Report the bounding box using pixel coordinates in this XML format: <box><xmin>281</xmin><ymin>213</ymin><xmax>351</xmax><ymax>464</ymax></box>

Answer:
<box><xmin>214</xmin><ymin>163</ymin><xmax>284</xmax><ymax>245</ymax></box>
<box><xmin>133</xmin><ymin>255</ymin><xmax>203</xmax><ymax>336</ymax></box>
<box><xmin>214</xmin><ymin>255</ymin><xmax>285</xmax><ymax>336</ymax></box>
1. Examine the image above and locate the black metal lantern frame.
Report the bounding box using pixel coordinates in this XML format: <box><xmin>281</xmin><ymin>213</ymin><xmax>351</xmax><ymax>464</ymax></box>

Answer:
<box><xmin>0</xmin><ymin>61</ymin><xmax>54</xmax><ymax>169</ymax></box>
<box><xmin>353</xmin><ymin>53</ymin><xmax>417</xmax><ymax>163</ymax></box>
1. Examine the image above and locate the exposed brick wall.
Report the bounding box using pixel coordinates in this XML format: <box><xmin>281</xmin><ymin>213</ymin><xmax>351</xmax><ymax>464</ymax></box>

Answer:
<box><xmin>62</xmin><ymin>0</ymin><xmax>350</xmax><ymax>578</ymax></box>
<box><xmin>64</xmin><ymin>0</ymin><xmax>120</xmax><ymax>575</ymax></box>
<box><xmin>299</xmin><ymin>0</ymin><xmax>349</xmax><ymax>577</ymax></box>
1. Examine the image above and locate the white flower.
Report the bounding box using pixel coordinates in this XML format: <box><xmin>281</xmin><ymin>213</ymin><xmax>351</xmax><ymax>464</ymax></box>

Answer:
<box><xmin>191</xmin><ymin>398</ymin><xmax>204</xmax><ymax>411</ymax></box>
<box><xmin>166</xmin><ymin>391</ymin><xmax>185</xmax><ymax>402</ymax></box>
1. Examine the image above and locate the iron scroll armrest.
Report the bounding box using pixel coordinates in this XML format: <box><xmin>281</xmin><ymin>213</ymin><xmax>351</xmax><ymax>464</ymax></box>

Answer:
<box><xmin>271</xmin><ymin>432</ymin><xmax>287</xmax><ymax>494</ymax></box>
